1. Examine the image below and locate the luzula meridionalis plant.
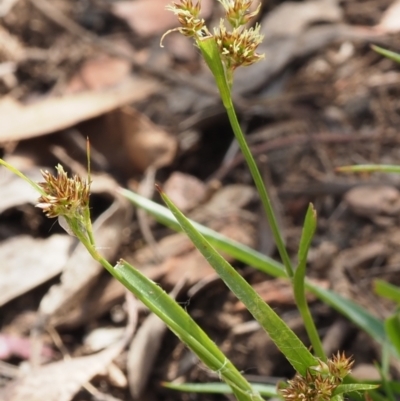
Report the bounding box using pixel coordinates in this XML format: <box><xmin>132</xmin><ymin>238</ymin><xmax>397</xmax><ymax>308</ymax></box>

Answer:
<box><xmin>0</xmin><ymin>157</ymin><xmax>369</xmax><ymax>401</ymax></box>
<box><xmin>0</xmin><ymin>1</ymin><xmax>378</xmax><ymax>400</ymax></box>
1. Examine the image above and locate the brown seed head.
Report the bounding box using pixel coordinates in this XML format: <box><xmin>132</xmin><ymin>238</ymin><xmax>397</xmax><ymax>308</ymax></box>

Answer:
<box><xmin>36</xmin><ymin>164</ymin><xmax>90</xmax><ymax>219</ymax></box>
<box><xmin>280</xmin><ymin>353</ymin><xmax>353</xmax><ymax>401</ymax></box>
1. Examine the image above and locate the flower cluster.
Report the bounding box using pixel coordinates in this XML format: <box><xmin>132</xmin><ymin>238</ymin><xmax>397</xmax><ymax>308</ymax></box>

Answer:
<box><xmin>280</xmin><ymin>352</ymin><xmax>354</xmax><ymax>401</ymax></box>
<box><xmin>165</xmin><ymin>0</ymin><xmax>264</xmax><ymax>71</ymax></box>
<box><xmin>214</xmin><ymin>19</ymin><xmax>263</xmax><ymax>70</ymax></box>
<box><xmin>36</xmin><ymin>164</ymin><xmax>90</xmax><ymax>219</ymax></box>
<box><xmin>218</xmin><ymin>0</ymin><xmax>261</xmax><ymax>29</ymax></box>
<box><xmin>166</xmin><ymin>0</ymin><xmax>210</xmax><ymax>39</ymax></box>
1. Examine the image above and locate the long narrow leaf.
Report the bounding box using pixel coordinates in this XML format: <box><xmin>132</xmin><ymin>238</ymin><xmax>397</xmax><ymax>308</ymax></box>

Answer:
<box><xmin>307</xmin><ymin>283</ymin><xmax>385</xmax><ymax>346</ymax></box>
<box><xmin>162</xmin><ymin>381</ymin><xmax>278</xmax><ymax>397</ymax></box>
<box><xmin>384</xmin><ymin>313</ymin><xmax>400</xmax><ymax>358</ymax></box>
<box><xmin>376</xmin><ymin>360</ymin><xmax>396</xmax><ymax>401</ymax></box>
<box><xmin>119</xmin><ymin>187</ymin><xmax>285</xmax><ymax>278</ymax></box>
<box><xmin>293</xmin><ymin>204</ymin><xmax>324</xmax><ymax>359</ymax></box>
<box><xmin>371</xmin><ymin>45</ymin><xmax>400</xmax><ymax>64</ymax></box>
<box><xmin>114</xmin><ymin>259</ymin><xmax>263</xmax><ymax>401</ymax></box>
<box><xmin>333</xmin><ymin>383</ymin><xmax>379</xmax><ymax>396</ymax></box>
<box><xmin>120</xmin><ymin>189</ymin><xmax>386</xmax><ymax>347</ymax></box>
<box><xmin>158</xmin><ymin>188</ymin><xmax>318</xmax><ymax>376</ymax></box>
<box><xmin>337</xmin><ymin>164</ymin><xmax>400</xmax><ymax>174</ymax></box>
<box><xmin>374</xmin><ymin>280</ymin><xmax>400</xmax><ymax>304</ymax></box>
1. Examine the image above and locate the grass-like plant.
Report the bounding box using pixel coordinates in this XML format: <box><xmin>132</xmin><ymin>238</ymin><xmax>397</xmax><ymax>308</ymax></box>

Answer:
<box><xmin>0</xmin><ymin>1</ymin><xmax>382</xmax><ymax>400</ymax></box>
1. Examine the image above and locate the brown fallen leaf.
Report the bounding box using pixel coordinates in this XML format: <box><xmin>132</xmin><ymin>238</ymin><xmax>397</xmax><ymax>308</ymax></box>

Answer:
<box><xmin>0</xmin><ymin>305</ymin><xmax>137</xmax><ymax>401</ymax></box>
<box><xmin>54</xmin><ymin>277</ymin><xmax>126</xmax><ymax>330</ymax></box>
<box><xmin>66</xmin><ymin>54</ymin><xmax>132</xmax><ymax>93</ymax></box>
<box><xmin>119</xmin><ymin>107</ymin><xmax>177</xmax><ymax>172</ymax></box>
<box><xmin>376</xmin><ymin>0</ymin><xmax>400</xmax><ymax>34</ymax></box>
<box><xmin>344</xmin><ymin>185</ymin><xmax>400</xmax><ymax>218</ymax></box>
<box><xmin>0</xmin><ymin>165</ymin><xmax>42</xmax><ymax>213</ymax></box>
<box><xmin>85</xmin><ymin>107</ymin><xmax>177</xmax><ymax>174</ymax></box>
<box><xmin>111</xmin><ymin>0</ymin><xmax>177</xmax><ymax>37</ymax></box>
<box><xmin>111</xmin><ymin>0</ymin><xmax>213</xmax><ymax>38</ymax></box>
<box><xmin>0</xmin><ymin>76</ymin><xmax>157</xmax><ymax>143</ymax></box>
<box><xmin>163</xmin><ymin>172</ymin><xmax>207</xmax><ymax>213</ymax></box>
<box><xmin>0</xmin><ymin>345</ymin><xmax>122</xmax><ymax>401</ymax></box>
<box><xmin>261</xmin><ymin>0</ymin><xmax>342</xmax><ymax>37</ymax></box>
<box><xmin>162</xmin><ymin>249</ymin><xmax>216</xmax><ymax>286</ymax></box>
<box><xmin>0</xmin><ymin>235</ymin><xmax>74</xmax><ymax>307</ymax></box>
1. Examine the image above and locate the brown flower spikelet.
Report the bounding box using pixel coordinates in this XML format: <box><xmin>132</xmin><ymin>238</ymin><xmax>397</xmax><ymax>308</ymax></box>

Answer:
<box><xmin>36</xmin><ymin>164</ymin><xmax>90</xmax><ymax>219</ymax></box>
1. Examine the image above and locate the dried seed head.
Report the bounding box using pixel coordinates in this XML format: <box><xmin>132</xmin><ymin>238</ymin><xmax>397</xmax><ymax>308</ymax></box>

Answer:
<box><xmin>36</xmin><ymin>164</ymin><xmax>90</xmax><ymax>219</ymax></box>
<box><xmin>280</xmin><ymin>353</ymin><xmax>354</xmax><ymax>401</ymax></box>
<box><xmin>280</xmin><ymin>372</ymin><xmax>336</xmax><ymax>401</ymax></box>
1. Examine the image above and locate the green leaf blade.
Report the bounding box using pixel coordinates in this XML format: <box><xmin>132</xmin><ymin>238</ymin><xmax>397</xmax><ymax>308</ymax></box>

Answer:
<box><xmin>374</xmin><ymin>279</ymin><xmax>400</xmax><ymax>304</ymax></box>
<box><xmin>158</xmin><ymin>189</ymin><xmax>318</xmax><ymax>376</ymax></box>
<box><xmin>162</xmin><ymin>381</ymin><xmax>278</xmax><ymax>397</ymax></box>
<box><xmin>333</xmin><ymin>383</ymin><xmax>379</xmax><ymax>396</ymax></box>
<box><xmin>372</xmin><ymin>45</ymin><xmax>400</xmax><ymax>64</ymax></box>
<box><xmin>384</xmin><ymin>313</ymin><xmax>400</xmax><ymax>357</ymax></box>
<box><xmin>114</xmin><ymin>260</ymin><xmax>263</xmax><ymax>401</ymax></box>
<box><xmin>121</xmin><ymin>188</ymin><xmax>387</xmax><ymax>348</ymax></box>
<box><xmin>293</xmin><ymin>204</ymin><xmax>324</xmax><ymax>360</ymax></box>
<box><xmin>337</xmin><ymin>164</ymin><xmax>400</xmax><ymax>174</ymax></box>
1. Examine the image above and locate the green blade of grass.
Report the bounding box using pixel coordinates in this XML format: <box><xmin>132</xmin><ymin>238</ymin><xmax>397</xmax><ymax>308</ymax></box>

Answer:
<box><xmin>119</xmin><ymin>187</ymin><xmax>285</xmax><ymax>278</ymax></box>
<box><xmin>374</xmin><ymin>280</ymin><xmax>400</xmax><ymax>304</ymax></box>
<box><xmin>333</xmin><ymin>383</ymin><xmax>379</xmax><ymax>396</ymax></box>
<box><xmin>376</xmin><ymin>358</ymin><xmax>396</xmax><ymax>401</ymax></box>
<box><xmin>114</xmin><ymin>259</ymin><xmax>263</xmax><ymax>401</ymax></box>
<box><xmin>384</xmin><ymin>313</ymin><xmax>400</xmax><ymax>358</ymax></box>
<box><xmin>158</xmin><ymin>187</ymin><xmax>318</xmax><ymax>376</ymax></box>
<box><xmin>120</xmin><ymin>188</ymin><xmax>386</xmax><ymax>347</ymax></box>
<box><xmin>162</xmin><ymin>381</ymin><xmax>278</xmax><ymax>397</ymax></box>
<box><xmin>371</xmin><ymin>45</ymin><xmax>400</xmax><ymax>64</ymax></box>
<box><xmin>337</xmin><ymin>164</ymin><xmax>400</xmax><ymax>174</ymax></box>
<box><xmin>0</xmin><ymin>159</ymin><xmax>45</xmax><ymax>195</ymax></box>
<box><xmin>294</xmin><ymin>204</ymin><xmax>325</xmax><ymax>360</ymax></box>
<box><xmin>306</xmin><ymin>283</ymin><xmax>386</xmax><ymax>346</ymax></box>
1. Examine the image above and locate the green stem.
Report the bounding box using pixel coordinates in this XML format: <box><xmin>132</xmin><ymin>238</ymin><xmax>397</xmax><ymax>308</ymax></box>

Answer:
<box><xmin>197</xmin><ymin>37</ymin><xmax>293</xmax><ymax>277</ymax></box>
<box><xmin>297</xmin><ymin>293</ymin><xmax>326</xmax><ymax>360</ymax></box>
<box><xmin>83</xmin><ymin>208</ymin><xmax>96</xmax><ymax>247</ymax></box>
<box><xmin>224</xmin><ymin>102</ymin><xmax>293</xmax><ymax>277</ymax></box>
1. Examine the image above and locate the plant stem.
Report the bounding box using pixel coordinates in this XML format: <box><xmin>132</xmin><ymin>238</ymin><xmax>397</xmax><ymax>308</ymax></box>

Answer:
<box><xmin>225</xmin><ymin>99</ymin><xmax>294</xmax><ymax>277</ymax></box>
<box><xmin>298</xmin><ymin>295</ymin><xmax>326</xmax><ymax>360</ymax></box>
<box><xmin>197</xmin><ymin>38</ymin><xmax>293</xmax><ymax>277</ymax></box>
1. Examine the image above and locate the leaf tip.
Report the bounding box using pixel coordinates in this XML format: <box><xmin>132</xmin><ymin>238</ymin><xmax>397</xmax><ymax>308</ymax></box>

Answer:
<box><xmin>155</xmin><ymin>183</ymin><xmax>163</xmax><ymax>194</ymax></box>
